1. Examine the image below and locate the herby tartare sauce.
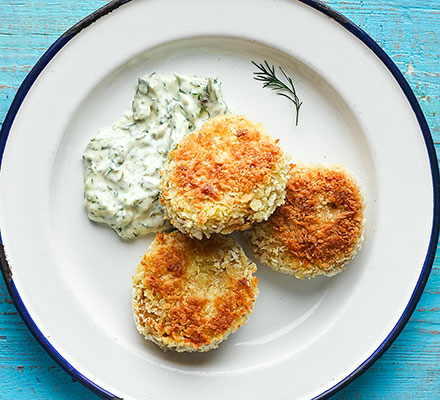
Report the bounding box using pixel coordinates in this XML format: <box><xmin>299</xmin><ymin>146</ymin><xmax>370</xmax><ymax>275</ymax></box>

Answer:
<box><xmin>83</xmin><ymin>73</ymin><xmax>228</xmax><ymax>239</ymax></box>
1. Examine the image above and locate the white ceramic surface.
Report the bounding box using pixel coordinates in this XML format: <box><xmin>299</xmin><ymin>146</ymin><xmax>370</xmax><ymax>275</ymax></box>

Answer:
<box><xmin>0</xmin><ymin>0</ymin><xmax>435</xmax><ymax>399</ymax></box>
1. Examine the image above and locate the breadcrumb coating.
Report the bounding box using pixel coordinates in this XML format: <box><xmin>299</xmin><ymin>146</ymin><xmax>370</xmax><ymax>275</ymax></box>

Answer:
<box><xmin>245</xmin><ymin>163</ymin><xmax>365</xmax><ymax>278</ymax></box>
<box><xmin>132</xmin><ymin>231</ymin><xmax>258</xmax><ymax>352</ymax></box>
<box><xmin>160</xmin><ymin>114</ymin><xmax>289</xmax><ymax>239</ymax></box>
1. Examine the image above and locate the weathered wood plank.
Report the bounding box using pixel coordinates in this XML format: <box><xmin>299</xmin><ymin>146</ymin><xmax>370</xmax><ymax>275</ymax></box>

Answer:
<box><xmin>0</xmin><ymin>0</ymin><xmax>439</xmax><ymax>399</ymax></box>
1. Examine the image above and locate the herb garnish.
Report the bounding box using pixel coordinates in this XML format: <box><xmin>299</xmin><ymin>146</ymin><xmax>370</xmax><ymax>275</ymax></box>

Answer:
<box><xmin>252</xmin><ymin>60</ymin><xmax>302</xmax><ymax>125</ymax></box>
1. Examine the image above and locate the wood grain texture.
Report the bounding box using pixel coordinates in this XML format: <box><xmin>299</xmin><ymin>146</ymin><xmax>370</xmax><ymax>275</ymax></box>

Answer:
<box><xmin>0</xmin><ymin>0</ymin><xmax>439</xmax><ymax>399</ymax></box>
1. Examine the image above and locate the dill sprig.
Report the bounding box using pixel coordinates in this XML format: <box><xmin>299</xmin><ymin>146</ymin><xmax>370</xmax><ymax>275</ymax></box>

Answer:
<box><xmin>252</xmin><ymin>60</ymin><xmax>303</xmax><ymax>126</ymax></box>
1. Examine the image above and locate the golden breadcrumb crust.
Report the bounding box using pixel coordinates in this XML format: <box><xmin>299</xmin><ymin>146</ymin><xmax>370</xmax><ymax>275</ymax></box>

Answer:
<box><xmin>160</xmin><ymin>114</ymin><xmax>289</xmax><ymax>239</ymax></box>
<box><xmin>245</xmin><ymin>163</ymin><xmax>365</xmax><ymax>278</ymax></box>
<box><xmin>132</xmin><ymin>231</ymin><xmax>258</xmax><ymax>352</ymax></box>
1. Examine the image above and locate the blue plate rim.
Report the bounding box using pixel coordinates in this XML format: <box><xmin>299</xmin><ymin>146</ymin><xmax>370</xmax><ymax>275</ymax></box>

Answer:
<box><xmin>0</xmin><ymin>1</ymin><xmax>438</xmax><ymax>399</ymax></box>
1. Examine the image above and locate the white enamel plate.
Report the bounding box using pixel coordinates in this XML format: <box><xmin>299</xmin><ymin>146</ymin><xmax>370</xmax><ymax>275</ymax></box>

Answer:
<box><xmin>0</xmin><ymin>0</ymin><xmax>438</xmax><ymax>399</ymax></box>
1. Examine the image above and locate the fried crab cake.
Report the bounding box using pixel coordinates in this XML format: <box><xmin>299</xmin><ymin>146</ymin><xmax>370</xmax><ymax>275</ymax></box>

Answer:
<box><xmin>160</xmin><ymin>114</ymin><xmax>290</xmax><ymax>239</ymax></box>
<box><xmin>245</xmin><ymin>163</ymin><xmax>364</xmax><ymax>279</ymax></box>
<box><xmin>132</xmin><ymin>231</ymin><xmax>258</xmax><ymax>352</ymax></box>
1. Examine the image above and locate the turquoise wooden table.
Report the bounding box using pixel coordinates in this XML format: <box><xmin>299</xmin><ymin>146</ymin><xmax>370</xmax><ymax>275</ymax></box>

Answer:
<box><xmin>0</xmin><ymin>1</ymin><xmax>439</xmax><ymax>399</ymax></box>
